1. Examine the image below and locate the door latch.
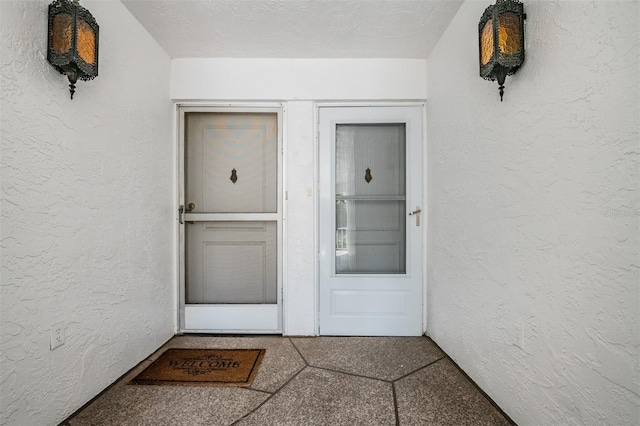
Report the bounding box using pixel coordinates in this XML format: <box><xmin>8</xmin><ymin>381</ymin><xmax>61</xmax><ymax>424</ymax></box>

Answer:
<box><xmin>178</xmin><ymin>205</ymin><xmax>184</xmax><ymax>224</ymax></box>
<box><xmin>409</xmin><ymin>207</ymin><xmax>422</xmax><ymax>226</ymax></box>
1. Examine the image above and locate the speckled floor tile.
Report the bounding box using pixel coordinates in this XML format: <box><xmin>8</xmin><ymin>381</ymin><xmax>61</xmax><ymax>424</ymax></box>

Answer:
<box><xmin>292</xmin><ymin>336</ymin><xmax>444</xmax><ymax>381</ymax></box>
<box><xmin>66</xmin><ymin>337</ymin><xmax>512</xmax><ymax>426</ymax></box>
<box><xmin>156</xmin><ymin>336</ymin><xmax>306</xmax><ymax>392</ymax></box>
<box><xmin>235</xmin><ymin>367</ymin><xmax>396</xmax><ymax>426</ymax></box>
<box><xmin>395</xmin><ymin>358</ymin><xmax>511</xmax><ymax>426</ymax></box>
<box><xmin>68</xmin><ymin>385</ymin><xmax>269</xmax><ymax>426</ymax></box>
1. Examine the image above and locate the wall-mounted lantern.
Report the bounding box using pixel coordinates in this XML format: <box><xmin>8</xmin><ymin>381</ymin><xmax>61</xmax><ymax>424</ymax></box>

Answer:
<box><xmin>479</xmin><ymin>0</ymin><xmax>525</xmax><ymax>101</ymax></box>
<box><xmin>47</xmin><ymin>0</ymin><xmax>99</xmax><ymax>99</ymax></box>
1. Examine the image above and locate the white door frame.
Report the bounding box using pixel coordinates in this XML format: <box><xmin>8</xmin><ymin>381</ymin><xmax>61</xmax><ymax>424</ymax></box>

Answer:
<box><xmin>176</xmin><ymin>102</ymin><xmax>287</xmax><ymax>334</ymax></box>
<box><xmin>314</xmin><ymin>102</ymin><xmax>428</xmax><ymax>336</ymax></box>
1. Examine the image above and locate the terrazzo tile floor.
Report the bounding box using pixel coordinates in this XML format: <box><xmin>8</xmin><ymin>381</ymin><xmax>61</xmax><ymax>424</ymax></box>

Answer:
<box><xmin>65</xmin><ymin>336</ymin><xmax>513</xmax><ymax>426</ymax></box>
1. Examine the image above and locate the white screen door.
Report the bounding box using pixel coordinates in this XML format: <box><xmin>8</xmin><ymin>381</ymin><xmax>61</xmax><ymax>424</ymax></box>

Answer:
<box><xmin>319</xmin><ymin>106</ymin><xmax>423</xmax><ymax>336</ymax></box>
<box><xmin>179</xmin><ymin>107</ymin><xmax>282</xmax><ymax>333</ymax></box>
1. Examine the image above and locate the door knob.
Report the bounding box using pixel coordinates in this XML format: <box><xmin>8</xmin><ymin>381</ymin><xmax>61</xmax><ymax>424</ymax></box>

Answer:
<box><xmin>186</xmin><ymin>202</ymin><xmax>196</xmax><ymax>212</ymax></box>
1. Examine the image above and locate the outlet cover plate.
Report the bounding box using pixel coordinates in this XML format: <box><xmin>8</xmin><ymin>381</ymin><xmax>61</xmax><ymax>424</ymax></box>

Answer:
<box><xmin>513</xmin><ymin>323</ymin><xmax>524</xmax><ymax>350</ymax></box>
<box><xmin>50</xmin><ymin>322</ymin><xmax>65</xmax><ymax>350</ymax></box>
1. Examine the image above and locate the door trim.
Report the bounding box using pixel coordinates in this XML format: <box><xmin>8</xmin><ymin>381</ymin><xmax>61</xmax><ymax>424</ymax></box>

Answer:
<box><xmin>314</xmin><ymin>101</ymin><xmax>427</xmax><ymax>336</ymax></box>
<box><xmin>176</xmin><ymin>103</ymin><xmax>286</xmax><ymax>334</ymax></box>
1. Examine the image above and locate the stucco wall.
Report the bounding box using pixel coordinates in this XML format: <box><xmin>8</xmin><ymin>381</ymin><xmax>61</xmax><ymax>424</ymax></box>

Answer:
<box><xmin>171</xmin><ymin>58</ymin><xmax>428</xmax><ymax>336</ymax></box>
<box><xmin>426</xmin><ymin>1</ymin><xmax>639</xmax><ymax>425</ymax></box>
<box><xmin>0</xmin><ymin>1</ymin><xmax>174</xmax><ymax>425</ymax></box>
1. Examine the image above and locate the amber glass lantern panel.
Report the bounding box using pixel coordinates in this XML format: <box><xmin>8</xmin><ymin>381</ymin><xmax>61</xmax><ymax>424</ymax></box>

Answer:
<box><xmin>51</xmin><ymin>13</ymin><xmax>72</xmax><ymax>54</ymax></box>
<box><xmin>480</xmin><ymin>19</ymin><xmax>494</xmax><ymax>65</ymax></box>
<box><xmin>77</xmin><ymin>19</ymin><xmax>96</xmax><ymax>65</ymax></box>
<box><xmin>498</xmin><ymin>12</ymin><xmax>521</xmax><ymax>54</ymax></box>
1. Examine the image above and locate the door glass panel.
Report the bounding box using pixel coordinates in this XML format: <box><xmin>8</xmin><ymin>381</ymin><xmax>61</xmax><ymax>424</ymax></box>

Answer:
<box><xmin>335</xmin><ymin>124</ymin><xmax>406</xmax><ymax>274</ymax></box>
<box><xmin>186</xmin><ymin>221</ymin><xmax>277</xmax><ymax>304</ymax></box>
<box><xmin>185</xmin><ymin>112</ymin><xmax>277</xmax><ymax>213</ymax></box>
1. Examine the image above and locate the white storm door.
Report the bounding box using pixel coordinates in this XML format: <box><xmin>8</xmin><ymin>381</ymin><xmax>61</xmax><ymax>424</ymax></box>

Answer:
<box><xmin>179</xmin><ymin>108</ymin><xmax>282</xmax><ymax>333</ymax></box>
<box><xmin>318</xmin><ymin>106</ymin><xmax>423</xmax><ymax>336</ymax></box>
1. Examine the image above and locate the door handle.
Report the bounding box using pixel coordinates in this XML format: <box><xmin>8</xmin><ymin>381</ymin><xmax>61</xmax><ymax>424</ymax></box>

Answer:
<box><xmin>180</xmin><ymin>203</ymin><xmax>196</xmax><ymax>224</ymax></box>
<box><xmin>409</xmin><ymin>207</ymin><xmax>422</xmax><ymax>226</ymax></box>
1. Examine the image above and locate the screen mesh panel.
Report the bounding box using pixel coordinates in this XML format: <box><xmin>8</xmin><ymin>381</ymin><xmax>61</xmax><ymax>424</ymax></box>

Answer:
<box><xmin>185</xmin><ymin>112</ymin><xmax>277</xmax><ymax>214</ymax></box>
<box><xmin>186</xmin><ymin>222</ymin><xmax>277</xmax><ymax>304</ymax></box>
<box><xmin>184</xmin><ymin>112</ymin><xmax>279</xmax><ymax>305</ymax></box>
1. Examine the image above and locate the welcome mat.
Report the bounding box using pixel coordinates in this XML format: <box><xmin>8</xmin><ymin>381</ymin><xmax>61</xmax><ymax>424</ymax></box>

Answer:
<box><xmin>130</xmin><ymin>348</ymin><xmax>266</xmax><ymax>387</ymax></box>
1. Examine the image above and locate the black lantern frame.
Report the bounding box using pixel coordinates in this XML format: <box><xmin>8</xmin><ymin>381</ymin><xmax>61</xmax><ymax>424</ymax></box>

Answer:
<box><xmin>47</xmin><ymin>0</ymin><xmax>99</xmax><ymax>99</ymax></box>
<box><xmin>479</xmin><ymin>0</ymin><xmax>525</xmax><ymax>101</ymax></box>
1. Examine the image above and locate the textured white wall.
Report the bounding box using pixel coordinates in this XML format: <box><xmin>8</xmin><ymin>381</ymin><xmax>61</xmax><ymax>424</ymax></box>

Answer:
<box><xmin>0</xmin><ymin>1</ymin><xmax>174</xmax><ymax>425</ymax></box>
<box><xmin>171</xmin><ymin>58</ymin><xmax>428</xmax><ymax>336</ymax></box>
<box><xmin>426</xmin><ymin>1</ymin><xmax>639</xmax><ymax>425</ymax></box>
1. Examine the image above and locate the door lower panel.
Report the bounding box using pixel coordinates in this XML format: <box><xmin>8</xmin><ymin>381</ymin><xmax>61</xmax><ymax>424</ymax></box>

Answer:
<box><xmin>185</xmin><ymin>304</ymin><xmax>279</xmax><ymax>331</ymax></box>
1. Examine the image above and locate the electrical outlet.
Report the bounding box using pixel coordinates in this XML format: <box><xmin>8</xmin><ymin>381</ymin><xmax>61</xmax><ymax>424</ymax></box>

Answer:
<box><xmin>513</xmin><ymin>323</ymin><xmax>524</xmax><ymax>350</ymax></box>
<box><xmin>50</xmin><ymin>322</ymin><xmax>65</xmax><ymax>350</ymax></box>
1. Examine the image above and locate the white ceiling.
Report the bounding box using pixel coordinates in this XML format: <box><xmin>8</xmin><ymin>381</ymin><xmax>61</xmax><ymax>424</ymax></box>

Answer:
<box><xmin>121</xmin><ymin>0</ymin><xmax>464</xmax><ymax>59</ymax></box>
